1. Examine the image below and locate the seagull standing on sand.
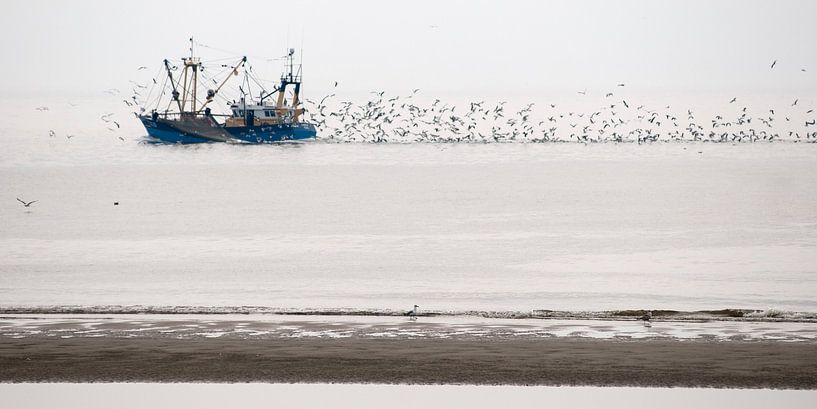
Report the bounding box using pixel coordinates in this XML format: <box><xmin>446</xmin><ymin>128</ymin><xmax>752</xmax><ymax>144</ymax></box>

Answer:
<box><xmin>639</xmin><ymin>310</ymin><xmax>652</xmax><ymax>327</ymax></box>
<box><xmin>407</xmin><ymin>305</ymin><xmax>419</xmax><ymax>321</ymax></box>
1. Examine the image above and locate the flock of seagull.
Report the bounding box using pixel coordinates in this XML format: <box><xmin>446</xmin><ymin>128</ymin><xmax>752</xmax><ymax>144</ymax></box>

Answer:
<box><xmin>35</xmin><ymin>80</ymin><xmax>139</xmax><ymax>141</ymax></box>
<box><xmin>299</xmin><ymin>61</ymin><xmax>814</xmax><ymax>144</ymax></box>
<box><xmin>303</xmin><ymin>87</ymin><xmax>816</xmax><ymax>144</ymax></box>
<box><xmin>38</xmin><ymin>105</ymin><xmax>126</xmax><ymax>142</ymax></box>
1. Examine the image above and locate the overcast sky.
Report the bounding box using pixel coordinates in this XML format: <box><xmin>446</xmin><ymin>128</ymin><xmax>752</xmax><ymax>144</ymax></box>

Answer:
<box><xmin>1</xmin><ymin>0</ymin><xmax>816</xmax><ymax>100</ymax></box>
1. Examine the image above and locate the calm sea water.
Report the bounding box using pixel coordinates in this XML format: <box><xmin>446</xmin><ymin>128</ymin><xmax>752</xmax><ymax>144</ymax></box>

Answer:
<box><xmin>2</xmin><ymin>123</ymin><xmax>816</xmax><ymax>313</ymax></box>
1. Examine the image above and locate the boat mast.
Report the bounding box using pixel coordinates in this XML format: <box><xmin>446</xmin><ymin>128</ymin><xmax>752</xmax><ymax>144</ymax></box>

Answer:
<box><xmin>179</xmin><ymin>37</ymin><xmax>202</xmax><ymax>114</ymax></box>
<box><xmin>164</xmin><ymin>59</ymin><xmax>183</xmax><ymax>113</ymax></box>
<box><xmin>190</xmin><ymin>38</ymin><xmax>198</xmax><ymax>113</ymax></box>
<box><xmin>180</xmin><ymin>58</ymin><xmax>189</xmax><ymax>112</ymax></box>
<box><xmin>275</xmin><ymin>48</ymin><xmax>296</xmax><ymax>110</ymax></box>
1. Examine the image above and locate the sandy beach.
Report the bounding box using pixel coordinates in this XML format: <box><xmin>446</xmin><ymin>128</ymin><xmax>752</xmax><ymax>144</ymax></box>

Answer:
<box><xmin>2</xmin><ymin>333</ymin><xmax>815</xmax><ymax>388</ymax></box>
<box><xmin>2</xmin><ymin>315</ymin><xmax>816</xmax><ymax>388</ymax></box>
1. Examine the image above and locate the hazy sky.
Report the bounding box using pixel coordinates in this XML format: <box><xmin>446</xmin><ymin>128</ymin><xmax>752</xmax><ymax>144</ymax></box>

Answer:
<box><xmin>1</xmin><ymin>0</ymin><xmax>816</xmax><ymax>99</ymax></box>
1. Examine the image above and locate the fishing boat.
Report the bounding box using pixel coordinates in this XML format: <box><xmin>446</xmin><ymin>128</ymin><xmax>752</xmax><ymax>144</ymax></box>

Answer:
<box><xmin>138</xmin><ymin>39</ymin><xmax>316</xmax><ymax>144</ymax></box>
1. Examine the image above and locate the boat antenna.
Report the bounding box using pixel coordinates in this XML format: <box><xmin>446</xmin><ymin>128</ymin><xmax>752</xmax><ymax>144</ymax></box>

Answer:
<box><xmin>297</xmin><ymin>30</ymin><xmax>304</xmax><ymax>109</ymax></box>
<box><xmin>299</xmin><ymin>26</ymin><xmax>304</xmax><ymax>83</ymax></box>
<box><xmin>288</xmin><ymin>47</ymin><xmax>295</xmax><ymax>82</ymax></box>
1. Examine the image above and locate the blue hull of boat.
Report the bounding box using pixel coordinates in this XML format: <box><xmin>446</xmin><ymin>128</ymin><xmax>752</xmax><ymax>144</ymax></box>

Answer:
<box><xmin>139</xmin><ymin>116</ymin><xmax>317</xmax><ymax>144</ymax></box>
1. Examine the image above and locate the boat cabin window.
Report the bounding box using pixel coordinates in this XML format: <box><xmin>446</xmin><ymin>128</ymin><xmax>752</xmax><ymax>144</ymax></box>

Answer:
<box><xmin>264</xmin><ymin>110</ymin><xmax>275</xmax><ymax>117</ymax></box>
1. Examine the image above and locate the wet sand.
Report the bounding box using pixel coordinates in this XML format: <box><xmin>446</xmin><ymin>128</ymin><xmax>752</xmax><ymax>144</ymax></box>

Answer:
<box><xmin>2</xmin><ymin>336</ymin><xmax>816</xmax><ymax>388</ymax></box>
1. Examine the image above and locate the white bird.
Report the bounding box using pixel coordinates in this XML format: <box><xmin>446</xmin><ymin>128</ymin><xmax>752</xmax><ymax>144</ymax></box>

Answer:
<box><xmin>407</xmin><ymin>304</ymin><xmax>419</xmax><ymax>321</ymax></box>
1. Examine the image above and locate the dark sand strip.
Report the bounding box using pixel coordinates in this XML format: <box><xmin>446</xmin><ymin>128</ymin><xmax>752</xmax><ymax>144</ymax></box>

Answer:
<box><xmin>1</xmin><ymin>337</ymin><xmax>816</xmax><ymax>388</ymax></box>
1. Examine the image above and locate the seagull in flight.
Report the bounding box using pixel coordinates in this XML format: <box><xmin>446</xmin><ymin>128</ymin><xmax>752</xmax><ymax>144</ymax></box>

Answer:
<box><xmin>318</xmin><ymin>93</ymin><xmax>335</xmax><ymax>105</ymax></box>
<box><xmin>729</xmin><ymin>97</ymin><xmax>737</xmax><ymax>103</ymax></box>
<box><xmin>17</xmin><ymin>198</ymin><xmax>38</xmax><ymax>207</ymax></box>
<box><xmin>770</xmin><ymin>60</ymin><xmax>777</xmax><ymax>69</ymax></box>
